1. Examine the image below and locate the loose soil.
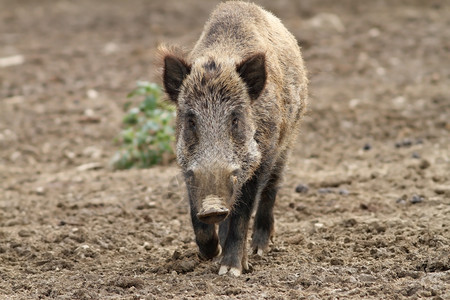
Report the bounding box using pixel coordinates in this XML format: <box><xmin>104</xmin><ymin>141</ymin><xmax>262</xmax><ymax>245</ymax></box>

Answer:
<box><xmin>1</xmin><ymin>0</ymin><xmax>449</xmax><ymax>299</ymax></box>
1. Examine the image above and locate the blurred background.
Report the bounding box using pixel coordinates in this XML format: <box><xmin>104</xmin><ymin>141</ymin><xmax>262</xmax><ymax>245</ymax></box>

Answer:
<box><xmin>0</xmin><ymin>0</ymin><xmax>449</xmax><ymax>298</ymax></box>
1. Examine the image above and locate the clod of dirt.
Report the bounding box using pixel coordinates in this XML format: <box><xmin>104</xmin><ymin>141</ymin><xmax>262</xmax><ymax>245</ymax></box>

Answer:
<box><xmin>417</xmin><ymin>255</ymin><xmax>450</xmax><ymax>272</ymax></box>
<box><xmin>434</xmin><ymin>186</ymin><xmax>450</xmax><ymax>196</ymax></box>
<box><xmin>317</xmin><ymin>178</ymin><xmax>352</xmax><ymax>188</ymax></box>
<box><xmin>112</xmin><ymin>276</ymin><xmax>145</xmax><ymax>289</ymax></box>
<box><xmin>164</xmin><ymin>250</ymin><xmax>200</xmax><ymax>274</ymax></box>
<box><xmin>172</xmin><ymin>259</ymin><xmax>198</xmax><ymax>274</ymax></box>
<box><xmin>330</xmin><ymin>258</ymin><xmax>344</xmax><ymax>265</ymax></box>
<box><xmin>295</xmin><ymin>204</ymin><xmax>309</xmax><ymax>214</ymax></box>
<box><xmin>368</xmin><ymin>221</ymin><xmax>386</xmax><ymax>234</ymax></box>
<box><xmin>295</xmin><ymin>183</ymin><xmax>309</xmax><ymax>193</ymax></box>
<box><xmin>18</xmin><ymin>230</ymin><xmax>34</xmax><ymax>237</ymax></box>
<box><xmin>359</xmin><ymin>274</ymin><xmax>377</xmax><ymax>282</ymax></box>
<box><xmin>342</xmin><ymin>218</ymin><xmax>357</xmax><ymax>227</ymax></box>
<box><xmin>395</xmin><ymin>139</ymin><xmax>413</xmax><ymax>148</ymax></box>
<box><xmin>287</xmin><ymin>235</ymin><xmax>304</xmax><ymax>245</ymax></box>
<box><xmin>74</xmin><ymin>245</ymin><xmax>97</xmax><ymax>258</ymax></box>
<box><xmin>418</xmin><ymin>159</ymin><xmax>430</xmax><ymax>170</ymax></box>
<box><xmin>360</xmin><ymin>203</ymin><xmax>369</xmax><ymax>210</ymax></box>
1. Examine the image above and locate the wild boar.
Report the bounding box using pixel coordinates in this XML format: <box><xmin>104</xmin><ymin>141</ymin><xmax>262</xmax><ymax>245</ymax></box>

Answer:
<box><xmin>160</xmin><ymin>1</ymin><xmax>308</xmax><ymax>276</ymax></box>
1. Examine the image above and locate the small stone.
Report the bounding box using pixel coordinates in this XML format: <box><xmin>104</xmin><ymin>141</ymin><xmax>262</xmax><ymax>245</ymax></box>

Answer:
<box><xmin>86</xmin><ymin>89</ymin><xmax>98</xmax><ymax>99</ymax></box>
<box><xmin>103</xmin><ymin>42</ymin><xmax>119</xmax><ymax>54</ymax></box>
<box><xmin>0</xmin><ymin>55</ymin><xmax>24</xmax><ymax>68</ymax></box>
<box><xmin>84</xmin><ymin>109</ymin><xmax>95</xmax><ymax>117</ymax></box>
<box><xmin>35</xmin><ymin>187</ymin><xmax>45</xmax><ymax>195</ymax></box>
<box><xmin>368</xmin><ymin>28</ymin><xmax>380</xmax><ymax>37</ymax></box>
<box><xmin>410</xmin><ymin>195</ymin><xmax>424</xmax><ymax>204</ymax></box>
<box><xmin>363</xmin><ymin>143</ymin><xmax>371</xmax><ymax>151</ymax></box>
<box><xmin>10</xmin><ymin>151</ymin><xmax>21</xmax><ymax>161</ymax></box>
<box><xmin>18</xmin><ymin>230</ymin><xmax>33</xmax><ymax>237</ymax></box>
<box><xmin>318</xmin><ymin>188</ymin><xmax>333</xmax><ymax>194</ymax></box>
<box><xmin>295</xmin><ymin>184</ymin><xmax>309</xmax><ymax>193</ymax></box>
<box><xmin>65</xmin><ymin>151</ymin><xmax>76</xmax><ymax>160</ymax></box>
<box><xmin>172</xmin><ymin>250</ymin><xmax>181</xmax><ymax>260</ymax></box>
<box><xmin>136</xmin><ymin>201</ymin><xmax>157</xmax><ymax>210</ymax></box>
<box><xmin>143</xmin><ymin>242</ymin><xmax>152</xmax><ymax>250</ymax></box>
<box><xmin>412</xmin><ymin>152</ymin><xmax>421</xmax><ymax>159</ymax></box>
<box><xmin>76</xmin><ymin>162</ymin><xmax>103</xmax><ymax>171</ymax></box>
<box><xmin>339</xmin><ymin>189</ymin><xmax>349</xmax><ymax>196</ymax></box>
<box><xmin>396</xmin><ymin>194</ymin><xmax>407</xmax><ymax>204</ymax></box>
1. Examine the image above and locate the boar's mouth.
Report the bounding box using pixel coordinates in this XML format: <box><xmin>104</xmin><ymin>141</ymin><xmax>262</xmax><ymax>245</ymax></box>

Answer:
<box><xmin>197</xmin><ymin>195</ymin><xmax>230</xmax><ymax>224</ymax></box>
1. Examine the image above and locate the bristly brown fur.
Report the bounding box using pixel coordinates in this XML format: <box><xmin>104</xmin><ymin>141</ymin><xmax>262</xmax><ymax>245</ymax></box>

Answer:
<box><xmin>159</xmin><ymin>1</ymin><xmax>308</xmax><ymax>276</ymax></box>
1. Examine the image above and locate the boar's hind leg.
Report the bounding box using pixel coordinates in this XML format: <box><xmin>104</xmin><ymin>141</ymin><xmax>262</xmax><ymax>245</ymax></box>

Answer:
<box><xmin>219</xmin><ymin>175</ymin><xmax>259</xmax><ymax>276</ymax></box>
<box><xmin>191</xmin><ymin>207</ymin><xmax>221</xmax><ymax>259</ymax></box>
<box><xmin>251</xmin><ymin>158</ymin><xmax>286</xmax><ymax>255</ymax></box>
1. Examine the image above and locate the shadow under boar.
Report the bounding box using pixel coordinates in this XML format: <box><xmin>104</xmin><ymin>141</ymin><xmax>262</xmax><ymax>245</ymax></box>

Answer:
<box><xmin>160</xmin><ymin>1</ymin><xmax>308</xmax><ymax>276</ymax></box>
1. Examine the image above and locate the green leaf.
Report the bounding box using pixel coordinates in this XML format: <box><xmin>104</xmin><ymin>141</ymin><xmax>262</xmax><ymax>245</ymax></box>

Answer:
<box><xmin>113</xmin><ymin>82</ymin><xmax>175</xmax><ymax>169</ymax></box>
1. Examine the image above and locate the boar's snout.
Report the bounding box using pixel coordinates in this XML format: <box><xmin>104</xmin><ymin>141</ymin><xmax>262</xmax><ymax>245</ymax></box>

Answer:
<box><xmin>197</xmin><ymin>195</ymin><xmax>229</xmax><ymax>224</ymax></box>
<box><xmin>187</xmin><ymin>166</ymin><xmax>240</xmax><ymax>224</ymax></box>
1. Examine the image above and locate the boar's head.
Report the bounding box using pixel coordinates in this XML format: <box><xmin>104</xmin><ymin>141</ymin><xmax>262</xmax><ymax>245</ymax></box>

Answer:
<box><xmin>161</xmin><ymin>47</ymin><xmax>266</xmax><ymax>224</ymax></box>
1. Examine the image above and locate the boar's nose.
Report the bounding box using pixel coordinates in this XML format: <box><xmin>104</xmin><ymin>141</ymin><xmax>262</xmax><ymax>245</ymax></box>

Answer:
<box><xmin>197</xmin><ymin>195</ymin><xmax>229</xmax><ymax>224</ymax></box>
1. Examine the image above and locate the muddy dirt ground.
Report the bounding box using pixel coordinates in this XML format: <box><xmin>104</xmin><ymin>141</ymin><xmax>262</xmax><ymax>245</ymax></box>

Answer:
<box><xmin>1</xmin><ymin>0</ymin><xmax>449</xmax><ymax>299</ymax></box>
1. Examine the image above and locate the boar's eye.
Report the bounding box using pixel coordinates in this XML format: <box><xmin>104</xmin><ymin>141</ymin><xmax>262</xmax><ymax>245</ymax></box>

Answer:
<box><xmin>187</xmin><ymin>116</ymin><xmax>196</xmax><ymax>131</ymax></box>
<box><xmin>232</xmin><ymin>116</ymin><xmax>239</xmax><ymax>129</ymax></box>
<box><xmin>231</xmin><ymin>113</ymin><xmax>245</xmax><ymax>143</ymax></box>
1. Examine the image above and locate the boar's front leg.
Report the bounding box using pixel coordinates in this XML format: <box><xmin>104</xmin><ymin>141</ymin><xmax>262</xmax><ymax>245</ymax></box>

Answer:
<box><xmin>218</xmin><ymin>175</ymin><xmax>259</xmax><ymax>276</ymax></box>
<box><xmin>191</xmin><ymin>206</ymin><xmax>221</xmax><ymax>259</ymax></box>
<box><xmin>251</xmin><ymin>157</ymin><xmax>286</xmax><ymax>255</ymax></box>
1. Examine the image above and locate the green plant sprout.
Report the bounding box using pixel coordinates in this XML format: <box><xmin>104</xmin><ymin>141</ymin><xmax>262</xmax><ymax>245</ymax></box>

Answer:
<box><xmin>111</xmin><ymin>82</ymin><xmax>176</xmax><ymax>169</ymax></box>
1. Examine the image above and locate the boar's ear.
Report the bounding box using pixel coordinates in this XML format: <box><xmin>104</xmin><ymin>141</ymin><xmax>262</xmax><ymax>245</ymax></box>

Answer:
<box><xmin>162</xmin><ymin>52</ymin><xmax>191</xmax><ymax>104</ymax></box>
<box><xmin>236</xmin><ymin>53</ymin><xmax>266</xmax><ymax>101</ymax></box>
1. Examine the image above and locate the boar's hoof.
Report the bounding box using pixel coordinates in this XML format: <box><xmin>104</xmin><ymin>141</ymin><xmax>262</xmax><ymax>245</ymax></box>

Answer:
<box><xmin>218</xmin><ymin>265</ymin><xmax>241</xmax><ymax>277</ymax></box>
<box><xmin>197</xmin><ymin>195</ymin><xmax>229</xmax><ymax>224</ymax></box>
